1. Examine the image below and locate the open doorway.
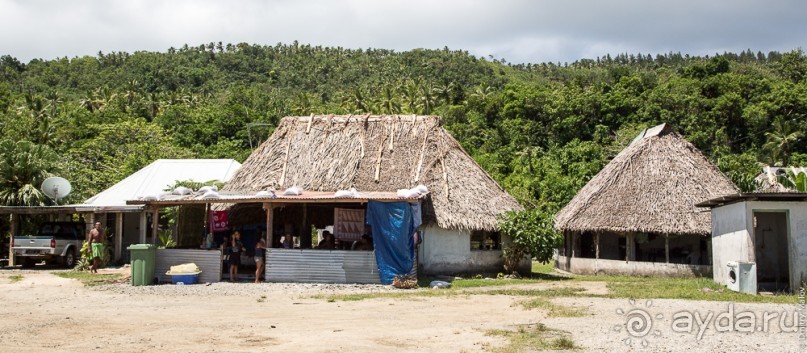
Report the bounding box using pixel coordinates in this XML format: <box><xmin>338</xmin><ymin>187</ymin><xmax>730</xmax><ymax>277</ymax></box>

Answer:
<box><xmin>753</xmin><ymin>211</ymin><xmax>790</xmax><ymax>292</ymax></box>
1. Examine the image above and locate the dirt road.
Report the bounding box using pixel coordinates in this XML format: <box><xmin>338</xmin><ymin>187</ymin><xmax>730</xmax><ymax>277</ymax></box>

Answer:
<box><xmin>0</xmin><ymin>270</ymin><xmax>801</xmax><ymax>352</ymax></box>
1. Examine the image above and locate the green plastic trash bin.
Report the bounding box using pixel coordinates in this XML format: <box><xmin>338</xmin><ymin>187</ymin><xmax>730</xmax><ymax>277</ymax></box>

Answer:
<box><xmin>128</xmin><ymin>244</ymin><xmax>157</xmax><ymax>286</ymax></box>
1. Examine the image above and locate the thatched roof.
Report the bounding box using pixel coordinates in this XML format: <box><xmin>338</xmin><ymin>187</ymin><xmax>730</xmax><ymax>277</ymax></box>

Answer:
<box><xmin>554</xmin><ymin>124</ymin><xmax>738</xmax><ymax>236</ymax></box>
<box><xmin>223</xmin><ymin>115</ymin><xmax>523</xmax><ymax>231</ymax></box>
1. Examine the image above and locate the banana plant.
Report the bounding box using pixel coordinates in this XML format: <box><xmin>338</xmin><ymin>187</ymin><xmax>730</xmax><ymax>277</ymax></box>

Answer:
<box><xmin>776</xmin><ymin>169</ymin><xmax>807</xmax><ymax>192</ymax></box>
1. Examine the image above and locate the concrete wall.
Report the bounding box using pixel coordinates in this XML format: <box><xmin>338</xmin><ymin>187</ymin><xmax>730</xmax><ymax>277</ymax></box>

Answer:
<box><xmin>711</xmin><ymin>202</ymin><xmax>752</xmax><ymax>284</ymax></box>
<box><xmin>419</xmin><ymin>226</ymin><xmax>529</xmax><ymax>275</ymax></box>
<box><xmin>555</xmin><ymin>254</ymin><xmax>712</xmax><ymax>277</ymax></box>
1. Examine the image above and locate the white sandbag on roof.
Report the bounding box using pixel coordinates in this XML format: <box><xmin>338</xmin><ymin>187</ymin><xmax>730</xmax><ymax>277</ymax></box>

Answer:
<box><xmin>283</xmin><ymin>186</ymin><xmax>303</xmax><ymax>196</ymax></box>
<box><xmin>197</xmin><ymin>190</ymin><xmax>221</xmax><ymax>200</ymax></box>
<box><xmin>256</xmin><ymin>190</ymin><xmax>276</xmax><ymax>198</ymax></box>
<box><xmin>172</xmin><ymin>186</ymin><xmax>192</xmax><ymax>195</ymax></box>
<box><xmin>335</xmin><ymin>188</ymin><xmax>358</xmax><ymax>198</ymax></box>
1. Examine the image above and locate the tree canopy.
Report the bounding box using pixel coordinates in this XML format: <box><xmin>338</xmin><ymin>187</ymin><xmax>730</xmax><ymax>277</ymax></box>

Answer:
<box><xmin>0</xmin><ymin>44</ymin><xmax>805</xmax><ymax>209</ymax></box>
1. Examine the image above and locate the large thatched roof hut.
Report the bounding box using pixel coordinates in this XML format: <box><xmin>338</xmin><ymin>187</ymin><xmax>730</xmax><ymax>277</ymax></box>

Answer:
<box><xmin>553</xmin><ymin>123</ymin><xmax>738</xmax><ymax>277</ymax></box>
<box><xmin>225</xmin><ymin>115</ymin><xmax>522</xmax><ymax>231</ymax></box>
<box><xmin>221</xmin><ymin>114</ymin><xmax>524</xmax><ymax>276</ymax></box>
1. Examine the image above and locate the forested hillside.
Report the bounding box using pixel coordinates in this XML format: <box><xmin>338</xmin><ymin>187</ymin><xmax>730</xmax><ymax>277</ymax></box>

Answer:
<box><xmin>0</xmin><ymin>43</ymin><xmax>805</xmax><ymax>212</ymax></box>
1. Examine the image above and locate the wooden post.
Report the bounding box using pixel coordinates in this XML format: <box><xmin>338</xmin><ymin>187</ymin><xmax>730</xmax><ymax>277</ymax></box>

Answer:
<box><xmin>595</xmin><ymin>233</ymin><xmax>600</xmax><ymax>260</ymax></box>
<box><xmin>571</xmin><ymin>233</ymin><xmax>577</xmax><ymax>258</ymax></box>
<box><xmin>264</xmin><ymin>203</ymin><xmax>273</xmax><ymax>247</ymax></box>
<box><xmin>626</xmin><ymin>234</ymin><xmax>636</xmax><ymax>262</ymax></box>
<box><xmin>115</xmin><ymin>212</ymin><xmax>123</xmax><ymax>261</ymax></box>
<box><xmin>665</xmin><ymin>235</ymin><xmax>670</xmax><ymax>263</ymax></box>
<box><xmin>301</xmin><ymin>204</ymin><xmax>310</xmax><ymax>248</ymax></box>
<box><xmin>138</xmin><ymin>211</ymin><xmax>147</xmax><ymax>244</ymax></box>
<box><xmin>86</xmin><ymin>213</ymin><xmax>95</xmax><ymax>242</ymax></box>
<box><xmin>204</xmin><ymin>203</ymin><xmax>211</xmax><ymax>238</ymax></box>
<box><xmin>151</xmin><ymin>208</ymin><xmax>159</xmax><ymax>245</ymax></box>
<box><xmin>8</xmin><ymin>213</ymin><xmax>17</xmax><ymax>266</ymax></box>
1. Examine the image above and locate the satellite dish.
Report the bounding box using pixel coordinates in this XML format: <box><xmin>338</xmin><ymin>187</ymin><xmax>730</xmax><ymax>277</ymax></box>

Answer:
<box><xmin>41</xmin><ymin>177</ymin><xmax>72</xmax><ymax>204</ymax></box>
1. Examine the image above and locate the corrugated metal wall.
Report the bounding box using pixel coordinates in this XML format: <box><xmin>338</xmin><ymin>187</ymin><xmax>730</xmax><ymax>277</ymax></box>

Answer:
<box><xmin>155</xmin><ymin>249</ymin><xmax>222</xmax><ymax>283</ymax></box>
<box><xmin>266</xmin><ymin>249</ymin><xmax>380</xmax><ymax>284</ymax></box>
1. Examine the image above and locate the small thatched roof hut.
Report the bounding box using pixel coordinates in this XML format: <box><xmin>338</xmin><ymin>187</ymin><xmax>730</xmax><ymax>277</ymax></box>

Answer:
<box><xmin>224</xmin><ymin>115</ymin><xmax>523</xmax><ymax>231</ymax></box>
<box><xmin>554</xmin><ymin>124</ymin><xmax>738</xmax><ymax>236</ymax></box>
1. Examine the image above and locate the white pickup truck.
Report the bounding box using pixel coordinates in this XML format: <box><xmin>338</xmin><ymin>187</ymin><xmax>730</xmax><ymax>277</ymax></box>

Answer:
<box><xmin>12</xmin><ymin>222</ymin><xmax>85</xmax><ymax>268</ymax></box>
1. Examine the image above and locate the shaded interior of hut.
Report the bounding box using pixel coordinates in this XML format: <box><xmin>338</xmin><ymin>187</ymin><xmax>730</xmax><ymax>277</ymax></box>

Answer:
<box><xmin>176</xmin><ymin>203</ymin><xmax>376</xmax><ymax>278</ymax></box>
<box><xmin>561</xmin><ymin>231</ymin><xmax>710</xmax><ymax>265</ymax></box>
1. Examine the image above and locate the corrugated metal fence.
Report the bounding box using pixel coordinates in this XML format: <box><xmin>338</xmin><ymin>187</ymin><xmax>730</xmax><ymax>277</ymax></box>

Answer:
<box><xmin>155</xmin><ymin>249</ymin><xmax>222</xmax><ymax>283</ymax></box>
<box><xmin>266</xmin><ymin>249</ymin><xmax>380</xmax><ymax>284</ymax></box>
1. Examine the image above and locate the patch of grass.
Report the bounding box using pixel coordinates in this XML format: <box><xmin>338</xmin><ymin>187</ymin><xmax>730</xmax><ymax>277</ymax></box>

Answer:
<box><xmin>485</xmin><ymin>324</ymin><xmax>578</xmax><ymax>352</ymax></box>
<box><xmin>9</xmin><ymin>274</ymin><xmax>24</xmax><ymax>283</ymax></box>
<box><xmin>605</xmin><ymin>277</ymin><xmax>796</xmax><ymax>304</ymax></box>
<box><xmin>257</xmin><ymin>295</ymin><xmax>266</xmax><ymax>303</ymax></box>
<box><xmin>315</xmin><ymin>286</ymin><xmax>589</xmax><ymax>303</ymax></box>
<box><xmin>536</xmin><ymin>261</ymin><xmax>797</xmax><ymax>304</ymax></box>
<box><xmin>452</xmin><ymin>278</ymin><xmax>545</xmax><ymax>288</ymax></box>
<box><xmin>54</xmin><ymin>271</ymin><xmax>122</xmax><ymax>287</ymax></box>
<box><xmin>518</xmin><ymin>298</ymin><xmax>586</xmax><ymax>317</ymax></box>
<box><xmin>484</xmin><ymin>287</ymin><xmax>589</xmax><ymax>298</ymax></box>
<box><xmin>318</xmin><ymin>261</ymin><xmax>796</xmax><ymax>305</ymax></box>
<box><xmin>312</xmin><ymin>289</ymin><xmax>464</xmax><ymax>302</ymax></box>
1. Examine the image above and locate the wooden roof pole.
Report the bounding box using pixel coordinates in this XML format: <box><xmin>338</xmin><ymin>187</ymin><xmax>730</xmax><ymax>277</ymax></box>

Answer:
<box><xmin>264</xmin><ymin>203</ymin><xmax>274</xmax><ymax>248</ymax></box>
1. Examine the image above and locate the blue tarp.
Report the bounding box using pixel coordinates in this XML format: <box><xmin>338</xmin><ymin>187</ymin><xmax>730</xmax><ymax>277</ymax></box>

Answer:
<box><xmin>366</xmin><ymin>200</ymin><xmax>415</xmax><ymax>284</ymax></box>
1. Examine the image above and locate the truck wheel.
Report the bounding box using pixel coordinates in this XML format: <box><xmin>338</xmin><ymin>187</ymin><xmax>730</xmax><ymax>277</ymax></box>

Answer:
<box><xmin>63</xmin><ymin>250</ymin><xmax>76</xmax><ymax>269</ymax></box>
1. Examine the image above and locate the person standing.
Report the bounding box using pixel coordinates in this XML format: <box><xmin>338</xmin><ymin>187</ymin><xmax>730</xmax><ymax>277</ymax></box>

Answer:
<box><xmin>254</xmin><ymin>238</ymin><xmax>266</xmax><ymax>283</ymax></box>
<box><xmin>228</xmin><ymin>231</ymin><xmax>244</xmax><ymax>282</ymax></box>
<box><xmin>88</xmin><ymin>222</ymin><xmax>105</xmax><ymax>274</ymax></box>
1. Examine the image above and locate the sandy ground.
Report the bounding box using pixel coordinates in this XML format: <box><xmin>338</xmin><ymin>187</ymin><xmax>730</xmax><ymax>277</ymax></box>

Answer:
<box><xmin>0</xmin><ymin>268</ymin><xmax>803</xmax><ymax>353</ymax></box>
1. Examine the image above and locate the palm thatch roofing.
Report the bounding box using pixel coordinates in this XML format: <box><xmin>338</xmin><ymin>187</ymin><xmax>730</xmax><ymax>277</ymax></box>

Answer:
<box><xmin>223</xmin><ymin>115</ymin><xmax>523</xmax><ymax>231</ymax></box>
<box><xmin>554</xmin><ymin>123</ymin><xmax>739</xmax><ymax>236</ymax></box>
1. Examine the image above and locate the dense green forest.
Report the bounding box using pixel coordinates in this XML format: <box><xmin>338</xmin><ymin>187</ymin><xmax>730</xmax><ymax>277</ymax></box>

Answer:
<box><xmin>0</xmin><ymin>43</ymin><xmax>805</xmax><ymax>214</ymax></box>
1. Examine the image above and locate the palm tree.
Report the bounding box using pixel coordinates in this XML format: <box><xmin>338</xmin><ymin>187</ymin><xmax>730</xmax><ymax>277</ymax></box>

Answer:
<box><xmin>339</xmin><ymin>88</ymin><xmax>373</xmax><ymax>114</ymax></box>
<box><xmin>402</xmin><ymin>81</ymin><xmax>421</xmax><ymax>114</ymax></box>
<box><xmin>292</xmin><ymin>92</ymin><xmax>314</xmax><ymax>115</ymax></box>
<box><xmin>470</xmin><ymin>85</ymin><xmax>494</xmax><ymax>101</ymax></box>
<box><xmin>122</xmin><ymin>79</ymin><xmax>140</xmax><ymax>110</ymax></box>
<box><xmin>376</xmin><ymin>86</ymin><xmax>401</xmax><ymax>114</ymax></box>
<box><xmin>418</xmin><ymin>83</ymin><xmax>436</xmax><ymax>115</ymax></box>
<box><xmin>0</xmin><ymin>140</ymin><xmax>59</xmax><ymax>206</ymax></box>
<box><xmin>16</xmin><ymin>94</ymin><xmax>53</xmax><ymax>145</ymax></box>
<box><xmin>434</xmin><ymin>82</ymin><xmax>456</xmax><ymax>105</ymax></box>
<box><xmin>142</xmin><ymin>92</ymin><xmax>164</xmax><ymax>121</ymax></box>
<box><xmin>763</xmin><ymin>117</ymin><xmax>803</xmax><ymax>166</ymax></box>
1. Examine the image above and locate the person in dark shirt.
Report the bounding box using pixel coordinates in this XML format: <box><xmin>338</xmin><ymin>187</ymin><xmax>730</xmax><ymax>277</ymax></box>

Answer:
<box><xmin>353</xmin><ymin>234</ymin><xmax>374</xmax><ymax>251</ymax></box>
<box><xmin>317</xmin><ymin>231</ymin><xmax>335</xmax><ymax>250</ymax></box>
<box><xmin>254</xmin><ymin>238</ymin><xmax>266</xmax><ymax>283</ymax></box>
<box><xmin>228</xmin><ymin>231</ymin><xmax>245</xmax><ymax>282</ymax></box>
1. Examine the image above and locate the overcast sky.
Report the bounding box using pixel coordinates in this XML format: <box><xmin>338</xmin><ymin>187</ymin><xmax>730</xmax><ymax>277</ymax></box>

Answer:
<box><xmin>1</xmin><ymin>0</ymin><xmax>805</xmax><ymax>64</ymax></box>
